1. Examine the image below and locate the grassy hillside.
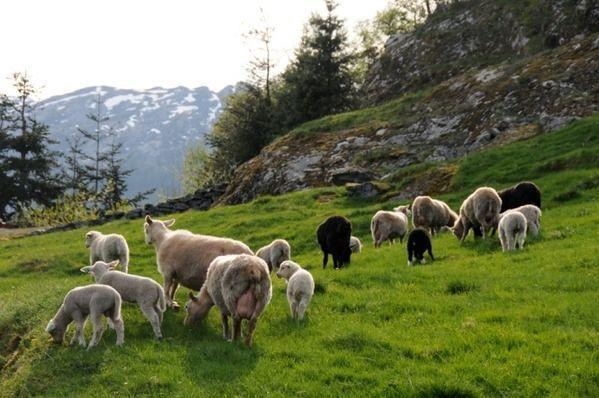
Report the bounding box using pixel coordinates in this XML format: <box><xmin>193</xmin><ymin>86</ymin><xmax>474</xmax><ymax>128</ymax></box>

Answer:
<box><xmin>1</xmin><ymin>117</ymin><xmax>598</xmax><ymax>397</ymax></box>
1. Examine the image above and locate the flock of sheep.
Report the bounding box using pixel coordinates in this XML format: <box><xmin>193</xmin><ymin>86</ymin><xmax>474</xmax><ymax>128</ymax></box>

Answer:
<box><xmin>44</xmin><ymin>181</ymin><xmax>541</xmax><ymax>349</ymax></box>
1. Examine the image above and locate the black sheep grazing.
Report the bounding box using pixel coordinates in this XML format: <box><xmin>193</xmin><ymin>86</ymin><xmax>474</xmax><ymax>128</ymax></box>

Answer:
<box><xmin>317</xmin><ymin>216</ymin><xmax>352</xmax><ymax>269</ymax></box>
<box><xmin>407</xmin><ymin>229</ymin><xmax>434</xmax><ymax>266</ymax></box>
<box><xmin>498</xmin><ymin>182</ymin><xmax>541</xmax><ymax>212</ymax></box>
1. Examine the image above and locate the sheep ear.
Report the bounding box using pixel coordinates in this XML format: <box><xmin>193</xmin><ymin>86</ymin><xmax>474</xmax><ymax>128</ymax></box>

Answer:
<box><xmin>80</xmin><ymin>266</ymin><xmax>92</xmax><ymax>273</ymax></box>
<box><xmin>164</xmin><ymin>219</ymin><xmax>176</xmax><ymax>227</ymax></box>
<box><xmin>188</xmin><ymin>291</ymin><xmax>197</xmax><ymax>302</ymax></box>
<box><xmin>108</xmin><ymin>260</ymin><xmax>119</xmax><ymax>270</ymax></box>
<box><xmin>145</xmin><ymin>215</ymin><xmax>153</xmax><ymax>225</ymax></box>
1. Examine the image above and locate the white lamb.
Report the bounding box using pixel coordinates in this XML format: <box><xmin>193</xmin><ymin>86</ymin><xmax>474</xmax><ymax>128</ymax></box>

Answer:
<box><xmin>349</xmin><ymin>236</ymin><xmax>362</xmax><ymax>253</ymax></box>
<box><xmin>85</xmin><ymin>231</ymin><xmax>130</xmax><ymax>273</ymax></box>
<box><xmin>501</xmin><ymin>204</ymin><xmax>542</xmax><ymax>236</ymax></box>
<box><xmin>371</xmin><ymin>205</ymin><xmax>410</xmax><ymax>248</ymax></box>
<box><xmin>81</xmin><ymin>260</ymin><xmax>166</xmax><ymax>339</ymax></box>
<box><xmin>276</xmin><ymin>260</ymin><xmax>315</xmax><ymax>321</ymax></box>
<box><xmin>256</xmin><ymin>239</ymin><xmax>291</xmax><ymax>272</ymax></box>
<box><xmin>46</xmin><ymin>284</ymin><xmax>124</xmax><ymax>349</ymax></box>
<box><xmin>498</xmin><ymin>211</ymin><xmax>527</xmax><ymax>251</ymax></box>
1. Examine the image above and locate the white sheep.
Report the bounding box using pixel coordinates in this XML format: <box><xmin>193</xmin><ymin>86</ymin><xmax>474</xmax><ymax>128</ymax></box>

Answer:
<box><xmin>276</xmin><ymin>260</ymin><xmax>315</xmax><ymax>321</ymax></box>
<box><xmin>349</xmin><ymin>236</ymin><xmax>362</xmax><ymax>253</ymax></box>
<box><xmin>46</xmin><ymin>284</ymin><xmax>124</xmax><ymax>349</ymax></box>
<box><xmin>411</xmin><ymin>196</ymin><xmax>458</xmax><ymax>235</ymax></box>
<box><xmin>256</xmin><ymin>239</ymin><xmax>291</xmax><ymax>272</ymax></box>
<box><xmin>144</xmin><ymin>215</ymin><xmax>253</xmax><ymax>311</ymax></box>
<box><xmin>498</xmin><ymin>211</ymin><xmax>527</xmax><ymax>251</ymax></box>
<box><xmin>85</xmin><ymin>231</ymin><xmax>130</xmax><ymax>273</ymax></box>
<box><xmin>453</xmin><ymin>187</ymin><xmax>502</xmax><ymax>241</ymax></box>
<box><xmin>184</xmin><ymin>254</ymin><xmax>272</xmax><ymax>346</ymax></box>
<box><xmin>371</xmin><ymin>205</ymin><xmax>410</xmax><ymax>248</ymax></box>
<box><xmin>81</xmin><ymin>260</ymin><xmax>166</xmax><ymax>340</ymax></box>
<box><xmin>501</xmin><ymin>204</ymin><xmax>542</xmax><ymax>236</ymax></box>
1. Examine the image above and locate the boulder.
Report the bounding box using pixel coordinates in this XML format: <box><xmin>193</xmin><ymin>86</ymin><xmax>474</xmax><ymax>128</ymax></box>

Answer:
<box><xmin>345</xmin><ymin>181</ymin><xmax>391</xmax><ymax>199</ymax></box>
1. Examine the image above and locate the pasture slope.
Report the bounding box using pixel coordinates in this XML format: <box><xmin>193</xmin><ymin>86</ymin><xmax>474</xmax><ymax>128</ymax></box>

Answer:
<box><xmin>1</xmin><ymin>117</ymin><xmax>598</xmax><ymax>397</ymax></box>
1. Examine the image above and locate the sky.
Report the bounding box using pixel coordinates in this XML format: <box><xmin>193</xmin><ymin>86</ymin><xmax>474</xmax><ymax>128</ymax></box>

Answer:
<box><xmin>0</xmin><ymin>0</ymin><xmax>389</xmax><ymax>99</ymax></box>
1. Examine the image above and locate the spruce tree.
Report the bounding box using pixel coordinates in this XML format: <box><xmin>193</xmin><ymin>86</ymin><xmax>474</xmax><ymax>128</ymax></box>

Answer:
<box><xmin>0</xmin><ymin>73</ymin><xmax>62</xmax><ymax>218</ymax></box>
<box><xmin>278</xmin><ymin>0</ymin><xmax>354</xmax><ymax>128</ymax></box>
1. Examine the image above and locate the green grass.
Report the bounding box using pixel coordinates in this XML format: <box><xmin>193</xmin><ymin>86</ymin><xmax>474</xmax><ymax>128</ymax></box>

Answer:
<box><xmin>1</xmin><ymin>118</ymin><xmax>598</xmax><ymax>397</ymax></box>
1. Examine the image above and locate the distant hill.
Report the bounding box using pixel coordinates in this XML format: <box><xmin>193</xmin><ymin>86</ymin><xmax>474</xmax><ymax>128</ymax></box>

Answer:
<box><xmin>35</xmin><ymin>85</ymin><xmax>234</xmax><ymax>201</ymax></box>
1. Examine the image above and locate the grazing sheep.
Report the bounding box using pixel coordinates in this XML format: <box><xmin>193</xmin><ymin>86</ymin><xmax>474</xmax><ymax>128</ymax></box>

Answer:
<box><xmin>501</xmin><ymin>204</ymin><xmax>542</xmax><ymax>236</ymax></box>
<box><xmin>407</xmin><ymin>229</ymin><xmax>434</xmax><ymax>266</ymax></box>
<box><xmin>453</xmin><ymin>187</ymin><xmax>502</xmax><ymax>241</ymax></box>
<box><xmin>498</xmin><ymin>181</ymin><xmax>541</xmax><ymax>212</ymax></box>
<box><xmin>317</xmin><ymin>216</ymin><xmax>352</xmax><ymax>269</ymax></box>
<box><xmin>411</xmin><ymin>196</ymin><xmax>458</xmax><ymax>236</ymax></box>
<box><xmin>45</xmin><ymin>284</ymin><xmax>124</xmax><ymax>349</ymax></box>
<box><xmin>85</xmin><ymin>231</ymin><xmax>130</xmax><ymax>273</ymax></box>
<box><xmin>256</xmin><ymin>239</ymin><xmax>291</xmax><ymax>272</ymax></box>
<box><xmin>80</xmin><ymin>260</ymin><xmax>166</xmax><ymax>340</ymax></box>
<box><xmin>498</xmin><ymin>211</ymin><xmax>527</xmax><ymax>251</ymax></box>
<box><xmin>144</xmin><ymin>215</ymin><xmax>253</xmax><ymax>311</ymax></box>
<box><xmin>349</xmin><ymin>236</ymin><xmax>362</xmax><ymax>253</ymax></box>
<box><xmin>184</xmin><ymin>254</ymin><xmax>271</xmax><ymax>346</ymax></box>
<box><xmin>371</xmin><ymin>206</ymin><xmax>409</xmax><ymax>248</ymax></box>
<box><xmin>276</xmin><ymin>260</ymin><xmax>315</xmax><ymax>321</ymax></box>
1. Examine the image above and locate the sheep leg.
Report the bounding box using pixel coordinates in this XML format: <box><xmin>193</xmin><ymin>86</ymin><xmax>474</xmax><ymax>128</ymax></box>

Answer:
<box><xmin>428</xmin><ymin>246</ymin><xmax>435</xmax><ymax>261</ymax></box>
<box><xmin>163</xmin><ymin>275</ymin><xmax>180</xmax><ymax>311</ymax></box>
<box><xmin>290</xmin><ymin>301</ymin><xmax>298</xmax><ymax>320</ymax></box>
<box><xmin>112</xmin><ymin>317</ymin><xmax>125</xmax><ymax>346</ymax></box>
<box><xmin>140</xmin><ymin>303</ymin><xmax>163</xmax><ymax>340</ymax></box>
<box><xmin>244</xmin><ymin>316</ymin><xmax>257</xmax><ymax>347</ymax></box>
<box><xmin>170</xmin><ymin>282</ymin><xmax>181</xmax><ymax>311</ymax></box>
<box><xmin>70</xmin><ymin>312</ymin><xmax>86</xmax><ymax>347</ymax></box>
<box><xmin>155</xmin><ymin>304</ymin><xmax>164</xmax><ymax>325</ymax></box>
<box><xmin>232</xmin><ymin>316</ymin><xmax>242</xmax><ymax>342</ymax></box>
<box><xmin>297</xmin><ymin>299</ymin><xmax>308</xmax><ymax>321</ymax></box>
<box><xmin>322</xmin><ymin>250</ymin><xmax>328</xmax><ymax>269</ymax></box>
<box><xmin>221</xmin><ymin>312</ymin><xmax>230</xmax><ymax>341</ymax></box>
<box><xmin>87</xmin><ymin>312</ymin><xmax>105</xmax><ymax>350</ymax></box>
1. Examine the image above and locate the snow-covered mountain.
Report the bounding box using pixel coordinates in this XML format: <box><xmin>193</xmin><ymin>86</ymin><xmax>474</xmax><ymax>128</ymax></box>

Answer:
<box><xmin>36</xmin><ymin>85</ymin><xmax>233</xmax><ymax>201</ymax></box>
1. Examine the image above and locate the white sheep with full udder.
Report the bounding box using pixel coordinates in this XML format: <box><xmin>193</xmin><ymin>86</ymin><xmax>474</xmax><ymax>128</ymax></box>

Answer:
<box><xmin>256</xmin><ymin>239</ymin><xmax>291</xmax><ymax>272</ymax></box>
<box><xmin>45</xmin><ymin>284</ymin><xmax>124</xmax><ymax>350</ymax></box>
<box><xmin>276</xmin><ymin>260</ymin><xmax>315</xmax><ymax>321</ymax></box>
<box><xmin>453</xmin><ymin>187</ymin><xmax>502</xmax><ymax>241</ymax></box>
<box><xmin>184</xmin><ymin>254</ymin><xmax>272</xmax><ymax>346</ymax></box>
<box><xmin>80</xmin><ymin>260</ymin><xmax>166</xmax><ymax>340</ymax></box>
<box><xmin>349</xmin><ymin>236</ymin><xmax>362</xmax><ymax>253</ymax></box>
<box><xmin>501</xmin><ymin>204</ymin><xmax>542</xmax><ymax>236</ymax></box>
<box><xmin>144</xmin><ymin>215</ymin><xmax>253</xmax><ymax>311</ymax></box>
<box><xmin>371</xmin><ymin>205</ymin><xmax>410</xmax><ymax>248</ymax></box>
<box><xmin>85</xmin><ymin>231</ymin><xmax>130</xmax><ymax>273</ymax></box>
<box><xmin>411</xmin><ymin>196</ymin><xmax>458</xmax><ymax>236</ymax></box>
<box><xmin>498</xmin><ymin>210</ymin><xmax>527</xmax><ymax>251</ymax></box>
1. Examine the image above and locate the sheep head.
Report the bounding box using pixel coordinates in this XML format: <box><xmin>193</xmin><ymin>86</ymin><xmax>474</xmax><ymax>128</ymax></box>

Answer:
<box><xmin>45</xmin><ymin>318</ymin><xmax>66</xmax><ymax>343</ymax></box>
<box><xmin>184</xmin><ymin>290</ymin><xmax>213</xmax><ymax>326</ymax></box>
<box><xmin>84</xmin><ymin>231</ymin><xmax>99</xmax><ymax>248</ymax></box>
<box><xmin>394</xmin><ymin>205</ymin><xmax>412</xmax><ymax>217</ymax></box>
<box><xmin>276</xmin><ymin>260</ymin><xmax>301</xmax><ymax>280</ymax></box>
<box><xmin>144</xmin><ymin>216</ymin><xmax>176</xmax><ymax>245</ymax></box>
<box><xmin>80</xmin><ymin>260</ymin><xmax>119</xmax><ymax>281</ymax></box>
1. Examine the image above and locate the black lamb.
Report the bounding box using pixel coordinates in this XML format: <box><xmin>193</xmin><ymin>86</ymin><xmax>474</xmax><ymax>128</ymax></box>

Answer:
<box><xmin>317</xmin><ymin>215</ymin><xmax>352</xmax><ymax>269</ymax></box>
<box><xmin>407</xmin><ymin>228</ymin><xmax>434</xmax><ymax>266</ymax></box>
<box><xmin>498</xmin><ymin>181</ymin><xmax>541</xmax><ymax>212</ymax></box>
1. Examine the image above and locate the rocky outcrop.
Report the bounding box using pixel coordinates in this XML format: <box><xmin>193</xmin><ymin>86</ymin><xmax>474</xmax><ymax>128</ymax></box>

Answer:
<box><xmin>364</xmin><ymin>0</ymin><xmax>599</xmax><ymax>104</ymax></box>
<box><xmin>219</xmin><ymin>33</ymin><xmax>598</xmax><ymax>205</ymax></box>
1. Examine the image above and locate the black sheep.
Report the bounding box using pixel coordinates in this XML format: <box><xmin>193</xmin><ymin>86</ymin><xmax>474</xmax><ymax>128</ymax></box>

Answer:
<box><xmin>317</xmin><ymin>216</ymin><xmax>352</xmax><ymax>269</ymax></box>
<box><xmin>407</xmin><ymin>228</ymin><xmax>434</xmax><ymax>266</ymax></box>
<box><xmin>498</xmin><ymin>181</ymin><xmax>541</xmax><ymax>212</ymax></box>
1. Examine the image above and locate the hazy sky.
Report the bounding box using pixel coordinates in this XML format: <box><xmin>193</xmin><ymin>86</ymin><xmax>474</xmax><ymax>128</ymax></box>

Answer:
<box><xmin>0</xmin><ymin>0</ymin><xmax>388</xmax><ymax>99</ymax></box>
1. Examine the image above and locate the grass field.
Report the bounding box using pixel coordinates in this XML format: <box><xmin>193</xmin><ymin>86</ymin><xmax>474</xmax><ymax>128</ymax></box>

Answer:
<box><xmin>1</xmin><ymin>117</ymin><xmax>598</xmax><ymax>397</ymax></box>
